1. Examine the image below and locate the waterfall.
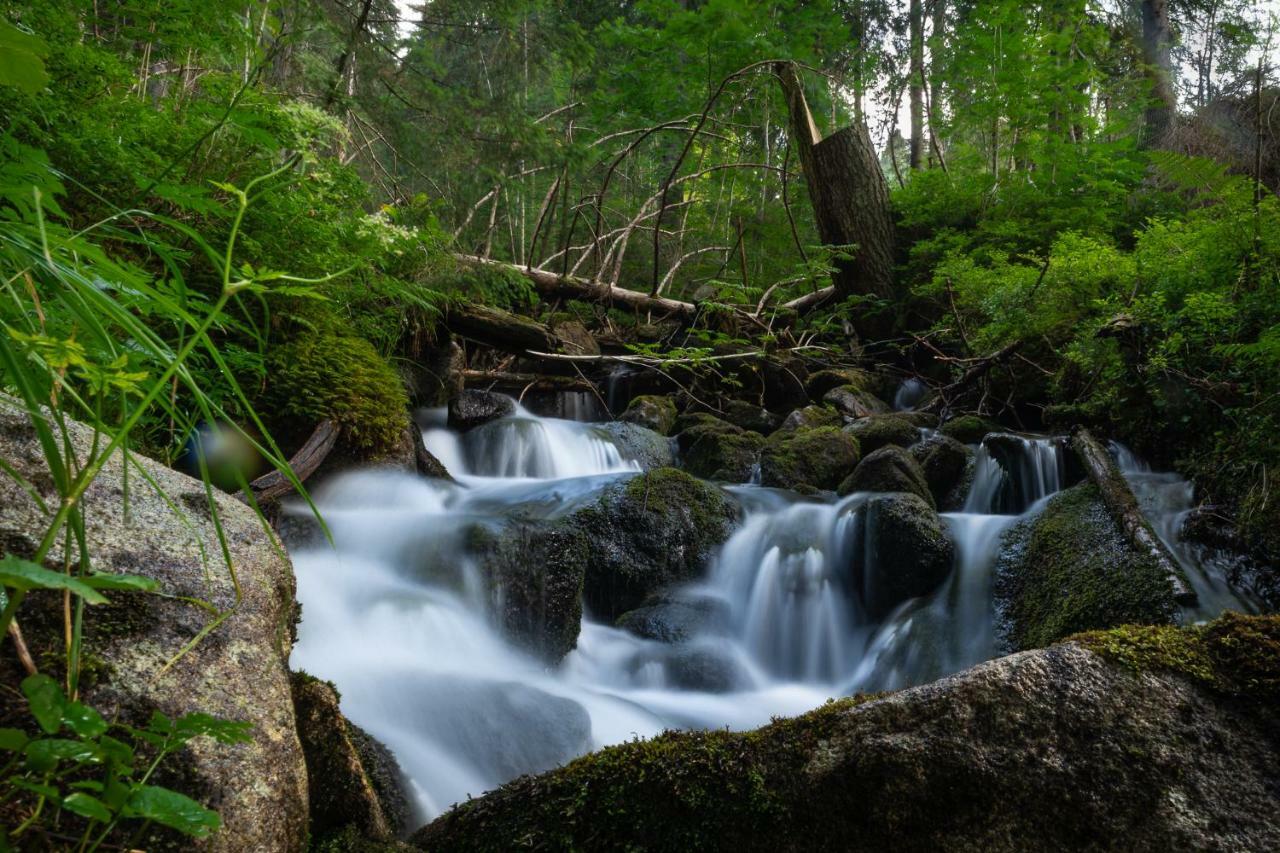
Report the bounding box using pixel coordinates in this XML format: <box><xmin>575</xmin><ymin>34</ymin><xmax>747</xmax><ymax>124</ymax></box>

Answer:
<box><xmin>963</xmin><ymin>435</ymin><xmax>1068</xmax><ymax>514</ymax></box>
<box><xmin>893</xmin><ymin>377</ymin><xmax>928</xmax><ymax>411</ymax></box>
<box><xmin>1109</xmin><ymin>442</ymin><xmax>1260</xmax><ymax>619</ymax></box>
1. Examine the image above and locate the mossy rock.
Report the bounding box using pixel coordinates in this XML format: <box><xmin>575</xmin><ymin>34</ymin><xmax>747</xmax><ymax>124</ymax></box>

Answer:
<box><xmin>682</xmin><ymin>428</ymin><xmax>765</xmax><ymax>482</ymax></box>
<box><xmin>759</xmin><ymin>426</ymin><xmax>860</xmax><ymax>492</ymax></box>
<box><xmin>597</xmin><ymin>421</ymin><xmax>675</xmax><ymax>470</ymax></box>
<box><xmin>858</xmin><ymin>493</ymin><xmax>953</xmax><ymax>616</ymax></box>
<box><xmin>804</xmin><ymin>367</ymin><xmax>871</xmax><ymax>399</ymax></box>
<box><xmin>619</xmin><ymin>394</ymin><xmax>678</xmax><ymax>435</ymax></box>
<box><xmin>777</xmin><ymin>404</ymin><xmax>844</xmax><ymax>432</ymax></box>
<box><xmin>838</xmin><ymin>446</ymin><xmax>934</xmax><ymax>507</ymax></box>
<box><xmin>615</xmin><ymin>593</ymin><xmax>730</xmax><ymax>643</ymax></box>
<box><xmin>824</xmin><ymin>385</ymin><xmax>890</xmax><ymax>419</ymax></box>
<box><xmin>265</xmin><ymin>333</ymin><xmax>411</xmax><ymax>456</ymax></box>
<box><xmin>673</xmin><ymin>412</ymin><xmax>741</xmax><ymax>448</ymax></box>
<box><xmin>569</xmin><ymin>469</ymin><xmax>740</xmax><ymax>620</ymax></box>
<box><xmin>909</xmin><ymin>433</ymin><xmax>973</xmax><ymax>508</ymax></box>
<box><xmin>843</xmin><ymin>415</ymin><xmax>918</xmax><ymax>455</ymax></box>
<box><xmin>939</xmin><ymin>414</ymin><xmax>1002</xmax><ymax>445</ymax></box>
<box><xmin>722</xmin><ymin>399</ymin><xmax>782</xmax><ymax>435</ymax></box>
<box><xmin>994</xmin><ymin>483</ymin><xmax>1179</xmax><ymax>651</ymax></box>
<box><xmin>412</xmin><ymin>611</ymin><xmax>1280</xmax><ymax>852</ymax></box>
<box><xmin>448</xmin><ymin>389</ymin><xmax>515</xmax><ymax>432</ymax></box>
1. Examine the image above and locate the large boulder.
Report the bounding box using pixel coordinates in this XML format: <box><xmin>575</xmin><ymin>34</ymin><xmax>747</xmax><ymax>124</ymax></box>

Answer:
<box><xmin>618</xmin><ymin>395</ymin><xmax>678</xmax><ymax>435</ymax></box>
<box><xmin>777</xmin><ymin>404</ymin><xmax>843</xmax><ymax>432</ymax></box>
<box><xmin>448</xmin><ymin>389</ymin><xmax>515</xmax><ymax>431</ymax></box>
<box><xmin>0</xmin><ymin>401</ymin><xmax>308</xmax><ymax>851</ymax></box>
<box><xmin>824</xmin><ymin>386</ymin><xmax>890</xmax><ymax>419</ymax></box>
<box><xmin>843</xmin><ymin>415</ymin><xmax>918</xmax><ymax>456</ymax></box>
<box><xmin>994</xmin><ymin>483</ymin><xmax>1179</xmax><ymax>651</ymax></box>
<box><xmin>909</xmin><ymin>432</ymin><xmax>973</xmax><ymax>508</ymax></box>
<box><xmin>721</xmin><ymin>400</ymin><xmax>782</xmax><ymax>435</ymax></box>
<box><xmin>939</xmin><ymin>414</ymin><xmax>1001</xmax><ymax>444</ymax></box>
<box><xmin>682</xmin><ymin>428</ymin><xmax>765</xmax><ymax>483</ymax></box>
<box><xmin>804</xmin><ymin>367</ymin><xmax>871</xmax><ymax>400</ymax></box>
<box><xmin>616</xmin><ymin>592</ymin><xmax>731</xmax><ymax>643</ymax></box>
<box><xmin>597</xmin><ymin>421</ymin><xmax>675</xmax><ymax>471</ymax></box>
<box><xmin>759</xmin><ymin>427</ymin><xmax>860</xmax><ymax>493</ymax></box>
<box><xmin>569</xmin><ymin>469</ymin><xmax>740</xmax><ymax>620</ymax></box>
<box><xmin>291</xmin><ymin>674</ymin><xmax>406</xmax><ymax>844</ymax></box>
<box><xmin>838</xmin><ymin>446</ymin><xmax>934</xmax><ymax>507</ymax></box>
<box><xmin>549</xmin><ymin>315</ymin><xmax>600</xmax><ymax>356</ymax></box>
<box><xmin>858</xmin><ymin>493</ymin><xmax>954</xmax><ymax>616</ymax></box>
<box><xmin>413</xmin><ymin>613</ymin><xmax>1280</xmax><ymax>852</ymax></box>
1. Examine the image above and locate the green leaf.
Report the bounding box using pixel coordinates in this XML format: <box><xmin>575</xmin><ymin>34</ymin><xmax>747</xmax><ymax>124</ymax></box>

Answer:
<box><xmin>0</xmin><ymin>21</ymin><xmax>50</xmax><ymax>94</ymax></box>
<box><xmin>62</xmin><ymin>701</ymin><xmax>108</xmax><ymax>738</ymax></box>
<box><xmin>0</xmin><ymin>728</ymin><xmax>29</xmax><ymax>751</ymax></box>
<box><xmin>173</xmin><ymin>713</ymin><xmax>253</xmax><ymax>746</ymax></box>
<box><xmin>98</xmin><ymin>734</ymin><xmax>135</xmax><ymax>766</ymax></box>
<box><xmin>10</xmin><ymin>778</ymin><xmax>60</xmax><ymax>799</ymax></box>
<box><xmin>0</xmin><ymin>556</ymin><xmax>109</xmax><ymax>605</ymax></box>
<box><xmin>126</xmin><ymin>785</ymin><xmax>221</xmax><ymax>838</ymax></box>
<box><xmin>22</xmin><ymin>673</ymin><xmax>65</xmax><ymax>734</ymax></box>
<box><xmin>24</xmin><ymin>738</ymin><xmax>104</xmax><ymax>772</ymax></box>
<box><xmin>62</xmin><ymin>792</ymin><xmax>113</xmax><ymax>823</ymax></box>
<box><xmin>82</xmin><ymin>572</ymin><xmax>160</xmax><ymax>594</ymax></box>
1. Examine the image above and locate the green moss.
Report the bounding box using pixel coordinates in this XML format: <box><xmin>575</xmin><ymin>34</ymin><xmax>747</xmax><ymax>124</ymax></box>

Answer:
<box><xmin>1071</xmin><ymin>612</ymin><xmax>1280</xmax><ymax>699</ymax></box>
<box><xmin>760</xmin><ymin>426</ymin><xmax>860</xmax><ymax>492</ymax></box>
<box><xmin>265</xmin><ymin>333</ymin><xmax>410</xmax><ymax>455</ymax></box>
<box><xmin>619</xmin><ymin>395</ymin><xmax>678</xmax><ymax>435</ymax></box>
<box><xmin>844</xmin><ymin>415</ymin><xmax>918</xmax><ymax>455</ymax></box>
<box><xmin>683</xmin><ymin>429</ymin><xmax>765</xmax><ymax>482</ymax></box>
<box><xmin>995</xmin><ymin>483</ymin><xmax>1179</xmax><ymax>649</ymax></box>
<box><xmin>805</xmin><ymin>368</ymin><xmax>872</xmax><ymax>399</ymax></box>
<box><xmin>786</xmin><ymin>404</ymin><xmax>844</xmax><ymax>430</ymax></box>
<box><xmin>938</xmin><ymin>414</ymin><xmax>1001</xmax><ymax>444</ymax></box>
<box><xmin>310</xmin><ymin>825</ymin><xmax>414</xmax><ymax>853</ymax></box>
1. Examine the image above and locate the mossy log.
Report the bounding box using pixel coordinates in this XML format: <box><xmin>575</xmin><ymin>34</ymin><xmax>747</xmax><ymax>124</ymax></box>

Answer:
<box><xmin>445</xmin><ymin>300</ymin><xmax>558</xmax><ymax>353</ymax></box>
<box><xmin>1072</xmin><ymin>428</ymin><xmax>1195</xmax><ymax>604</ymax></box>
<box><xmin>461</xmin><ymin>369</ymin><xmax>596</xmax><ymax>393</ymax></box>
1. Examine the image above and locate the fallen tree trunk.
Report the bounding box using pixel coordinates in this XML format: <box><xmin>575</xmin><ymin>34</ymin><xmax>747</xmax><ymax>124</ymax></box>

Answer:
<box><xmin>456</xmin><ymin>255</ymin><xmax>700</xmax><ymax>323</ymax></box>
<box><xmin>445</xmin><ymin>299</ymin><xmax>558</xmax><ymax>354</ymax></box>
<box><xmin>245</xmin><ymin>419</ymin><xmax>339</xmax><ymax>505</ymax></box>
<box><xmin>1071</xmin><ymin>428</ymin><xmax>1196</xmax><ymax>605</ymax></box>
<box><xmin>462</xmin><ymin>369</ymin><xmax>596</xmax><ymax>393</ymax></box>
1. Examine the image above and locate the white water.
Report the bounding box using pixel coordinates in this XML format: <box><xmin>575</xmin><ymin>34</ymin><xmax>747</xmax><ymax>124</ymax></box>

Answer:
<box><xmin>1110</xmin><ymin>442</ymin><xmax>1260</xmax><ymax>620</ymax></box>
<box><xmin>287</xmin><ymin>408</ymin><xmax>1128</xmax><ymax>825</ymax></box>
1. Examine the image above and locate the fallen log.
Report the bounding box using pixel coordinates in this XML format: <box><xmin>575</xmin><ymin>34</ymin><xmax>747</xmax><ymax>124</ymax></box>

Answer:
<box><xmin>445</xmin><ymin>300</ymin><xmax>558</xmax><ymax>354</ymax></box>
<box><xmin>462</xmin><ymin>369</ymin><xmax>596</xmax><ymax>393</ymax></box>
<box><xmin>1071</xmin><ymin>428</ymin><xmax>1196</xmax><ymax>605</ymax></box>
<box><xmin>244</xmin><ymin>419</ymin><xmax>339</xmax><ymax>505</ymax></box>
<box><xmin>782</xmin><ymin>286</ymin><xmax>835</xmax><ymax>313</ymax></box>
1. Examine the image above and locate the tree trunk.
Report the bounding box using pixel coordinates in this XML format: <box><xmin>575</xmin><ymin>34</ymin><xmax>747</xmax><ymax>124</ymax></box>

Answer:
<box><xmin>773</xmin><ymin>61</ymin><xmax>896</xmax><ymax>334</ymax></box>
<box><xmin>1071</xmin><ymin>429</ymin><xmax>1196</xmax><ymax>604</ymax></box>
<box><xmin>1140</xmin><ymin>0</ymin><xmax>1177</xmax><ymax>144</ymax></box>
<box><xmin>909</xmin><ymin>0</ymin><xmax>925</xmax><ymax>169</ymax></box>
<box><xmin>244</xmin><ymin>420</ymin><xmax>339</xmax><ymax>505</ymax></box>
<box><xmin>445</xmin><ymin>299</ymin><xmax>559</xmax><ymax>354</ymax></box>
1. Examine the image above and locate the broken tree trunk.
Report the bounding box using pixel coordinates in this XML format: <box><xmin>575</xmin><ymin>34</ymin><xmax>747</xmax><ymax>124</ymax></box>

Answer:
<box><xmin>455</xmin><ymin>255</ymin><xmax>699</xmax><ymax>323</ymax></box>
<box><xmin>773</xmin><ymin>61</ymin><xmax>897</xmax><ymax>336</ymax></box>
<box><xmin>1072</xmin><ymin>428</ymin><xmax>1196</xmax><ymax>605</ymax></box>
<box><xmin>445</xmin><ymin>300</ymin><xmax>559</xmax><ymax>354</ymax></box>
<box><xmin>244</xmin><ymin>419</ymin><xmax>339</xmax><ymax>505</ymax></box>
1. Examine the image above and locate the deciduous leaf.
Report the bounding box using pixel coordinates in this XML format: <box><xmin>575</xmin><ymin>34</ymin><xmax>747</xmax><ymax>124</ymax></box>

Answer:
<box><xmin>62</xmin><ymin>792</ymin><xmax>113</xmax><ymax>823</ymax></box>
<box><xmin>21</xmin><ymin>673</ymin><xmax>65</xmax><ymax>734</ymax></box>
<box><xmin>0</xmin><ymin>556</ymin><xmax>109</xmax><ymax>605</ymax></box>
<box><xmin>126</xmin><ymin>785</ymin><xmax>221</xmax><ymax>838</ymax></box>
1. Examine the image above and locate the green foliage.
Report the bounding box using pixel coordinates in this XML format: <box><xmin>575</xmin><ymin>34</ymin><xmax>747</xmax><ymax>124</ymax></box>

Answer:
<box><xmin>1</xmin><ymin>674</ymin><xmax>250</xmax><ymax>847</ymax></box>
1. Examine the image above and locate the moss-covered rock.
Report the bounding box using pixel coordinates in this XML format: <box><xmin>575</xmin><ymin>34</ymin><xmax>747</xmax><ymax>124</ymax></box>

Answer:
<box><xmin>722</xmin><ymin>399</ymin><xmax>783</xmax><ymax>435</ymax></box>
<box><xmin>291</xmin><ymin>674</ymin><xmax>398</xmax><ymax>843</ymax></box>
<box><xmin>838</xmin><ymin>446</ymin><xmax>934</xmax><ymax>506</ymax></box>
<box><xmin>266</xmin><ymin>333</ymin><xmax>411</xmax><ymax>456</ymax></box>
<box><xmin>994</xmin><ymin>483</ymin><xmax>1179</xmax><ymax>651</ymax></box>
<box><xmin>597</xmin><ymin>421</ymin><xmax>675</xmax><ymax>470</ymax></box>
<box><xmin>824</xmin><ymin>385</ymin><xmax>890</xmax><ymax>420</ymax></box>
<box><xmin>673</xmin><ymin>412</ymin><xmax>742</xmax><ymax>449</ymax></box>
<box><xmin>413</xmin><ymin>613</ymin><xmax>1280</xmax><ymax>852</ymax></box>
<box><xmin>938</xmin><ymin>414</ymin><xmax>1001</xmax><ymax>444</ymax></box>
<box><xmin>891</xmin><ymin>410</ymin><xmax>939</xmax><ymax>429</ymax></box>
<box><xmin>549</xmin><ymin>316</ymin><xmax>600</xmax><ymax>355</ymax></box>
<box><xmin>759</xmin><ymin>426</ymin><xmax>860</xmax><ymax>492</ymax></box>
<box><xmin>569</xmin><ymin>469</ymin><xmax>740</xmax><ymax>620</ymax></box>
<box><xmin>843</xmin><ymin>415</ymin><xmax>919</xmax><ymax>455</ymax></box>
<box><xmin>777</xmin><ymin>404</ymin><xmax>844</xmax><ymax>432</ymax></box>
<box><xmin>804</xmin><ymin>367</ymin><xmax>872</xmax><ymax>399</ymax></box>
<box><xmin>619</xmin><ymin>394</ymin><xmax>678</xmax><ymax>435</ymax></box>
<box><xmin>682</xmin><ymin>428</ymin><xmax>765</xmax><ymax>482</ymax></box>
<box><xmin>909</xmin><ymin>432</ymin><xmax>973</xmax><ymax>508</ymax></box>
<box><xmin>859</xmin><ymin>493</ymin><xmax>953</xmax><ymax>616</ymax></box>
<box><xmin>447</xmin><ymin>389</ymin><xmax>515</xmax><ymax>432</ymax></box>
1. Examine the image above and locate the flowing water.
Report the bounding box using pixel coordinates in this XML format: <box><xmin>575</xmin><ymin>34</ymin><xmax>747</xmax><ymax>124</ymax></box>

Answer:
<box><xmin>288</xmin><ymin>405</ymin><xmax>1252</xmax><ymax>825</ymax></box>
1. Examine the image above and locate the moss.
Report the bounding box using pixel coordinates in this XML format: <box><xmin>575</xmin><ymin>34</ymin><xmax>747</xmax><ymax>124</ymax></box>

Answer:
<box><xmin>843</xmin><ymin>415</ymin><xmax>918</xmax><ymax>455</ymax></box>
<box><xmin>838</xmin><ymin>446</ymin><xmax>933</xmax><ymax>507</ymax></box>
<box><xmin>683</xmin><ymin>428</ymin><xmax>765</xmax><ymax>482</ymax></box>
<box><xmin>264</xmin><ymin>333</ymin><xmax>410</xmax><ymax>455</ymax></box>
<box><xmin>995</xmin><ymin>483</ymin><xmax>1179</xmax><ymax>649</ymax></box>
<box><xmin>760</xmin><ymin>426</ymin><xmax>860</xmax><ymax>492</ymax></box>
<box><xmin>1071</xmin><ymin>611</ymin><xmax>1280</xmax><ymax>699</ymax></box>
<box><xmin>939</xmin><ymin>414</ymin><xmax>1001</xmax><ymax>444</ymax></box>
<box><xmin>311</xmin><ymin>825</ymin><xmax>415</xmax><ymax>853</ymax></box>
<box><xmin>805</xmin><ymin>368</ymin><xmax>872</xmax><ymax>399</ymax></box>
<box><xmin>783</xmin><ymin>404</ymin><xmax>844</xmax><ymax>430</ymax></box>
<box><xmin>619</xmin><ymin>394</ymin><xmax>678</xmax><ymax>435</ymax></box>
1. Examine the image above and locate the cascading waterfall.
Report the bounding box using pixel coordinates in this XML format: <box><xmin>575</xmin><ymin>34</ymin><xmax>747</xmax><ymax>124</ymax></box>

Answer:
<box><xmin>893</xmin><ymin>377</ymin><xmax>929</xmax><ymax>411</ymax></box>
<box><xmin>288</xmin><ymin>407</ymin><xmax>1175</xmax><ymax>825</ymax></box>
<box><xmin>1109</xmin><ymin>442</ymin><xmax>1260</xmax><ymax>619</ymax></box>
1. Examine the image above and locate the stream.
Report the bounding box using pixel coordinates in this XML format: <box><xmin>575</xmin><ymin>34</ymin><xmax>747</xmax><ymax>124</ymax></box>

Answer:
<box><xmin>287</xmin><ymin>396</ymin><xmax>1257</xmax><ymax>824</ymax></box>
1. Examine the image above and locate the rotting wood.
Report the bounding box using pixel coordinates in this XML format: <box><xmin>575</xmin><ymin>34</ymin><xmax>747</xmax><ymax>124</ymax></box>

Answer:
<box><xmin>244</xmin><ymin>419</ymin><xmax>339</xmax><ymax>505</ymax></box>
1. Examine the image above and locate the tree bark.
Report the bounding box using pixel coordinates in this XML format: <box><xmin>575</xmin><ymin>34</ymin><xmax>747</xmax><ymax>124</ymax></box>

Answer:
<box><xmin>445</xmin><ymin>299</ymin><xmax>560</xmax><ymax>354</ymax></box>
<box><xmin>1140</xmin><ymin>0</ymin><xmax>1177</xmax><ymax>144</ymax></box>
<box><xmin>1072</xmin><ymin>429</ymin><xmax>1196</xmax><ymax>604</ymax></box>
<box><xmin>773</xmin><ymin>61</ymin><xmax>897</xmax><ymax>332</ymax></box>
<box><xmin>244</xmin><ymin>420</ymin><xmax>339</xmax><ymax>505</ymax></box>
<box><xmin>909</xmin><ymin>0</ymin><xmax>925</xmax><ymax>169</ymax></box>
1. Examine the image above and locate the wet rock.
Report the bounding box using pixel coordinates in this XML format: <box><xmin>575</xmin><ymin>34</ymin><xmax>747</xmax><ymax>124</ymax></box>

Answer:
<box><xmin>722</xmin><ymin>400</ymin><xmax>783</xmax><ymax>435</ymax></box>
<box><xmin>414</xmin><ymin>613</ymin><xmax>1280</xmax><ymax>852</ymax></box>
<box><xmin>619</xmin><ymin>395</ymin><xmax>678</xmax><ymax>435</ymax></box>
<box><xmin>777</xmin><ymin>404</ymin><xmax>844</xmax><ymax>432</ymax></box>
<box><xmin>909</xmin><ymin>433</ymin><xmax>972</xmax><ymax>507</ymax></box>
<box><xmin>838</xmin><ymin>447</ymin><xmax>933</xmax><ymax>507</ymax></box>
<box><xmin>682</xmin><ymin>428</ymin><xmax>764</xmax><ymax>483</ymax></box>
<box><xmin>549</xmin><ymin>316</ymin><xmax>600</xmax><ymax>356</ymax></box>
<box><xmin>661</xmin><ymin>644</ymin><xmax>748</xmax><ymax>692</ymax></box>
<box><xmin>938</xmin><ymin>414</ymin><xmax>1001</xmax><ymax>444</ymax></box>
<box><xmin>410</xmin><ymin>422</ymin><xmax>453</xmax><ymax>480</ymax></box>
<box><xmin>890</xmin><ymin>411</ymin><xmax>939</xmax><ymax>429</ymax></box>
<box><xmin>858</xmin><ymin>493</ymin><xmax>954</xmax><ymax>616</ymax></box>
<box><xmin>994</xmin><ymin>482</ymin><xmax>1179</xmax><ymax>651</ymax></box>
<box><xmin>569</xmin><ymin>469</ymin><xmax>740</xmax><ymax>620</ymax></box>
<box><xmin>843</xmin><ymin>415</ymin><xmax>918</xmax><ymax>455</ymax></box>
<box><xmin>824</xmin><ymin>385</ymin><xmax>890</xmax><ymax>419</ymax></box>
<box><xmin>291</xmin><ymin>674</ymin><xmax>396</xmax><ymax>842</ymax></box>
<box><xmin>448</xmin><ymin>389</ymin><xmax>515</xmax><ymax>431</ymax></box>
<box><xmin>673</xmin><ymin>412</ymin><xmax>741</xmax><ymax>449</ymax></box>
<box><xmin>804</xmin><ymin>367</ymin><xmax>871</xmax><ymax>400</ymax></box>
<box><xmin>597</xmin><ymin>421</ymin><xmax>675</xmax><ymax>471</ymax></box>
<box><xmin>0</xmin><ymin>401</ymin><xmax>307</xmax><ymax>852</ymax></box>
<box><xmin>347</xmin><ymin>724</ymin><xmax>414</xmax><ymax>838</ymax></box>
<box><xmin>616</xmin><ymin>593</ymin><xmax>731</xmax><ymax>643</ymax></box>
<box><xmin>759</xmin><ymin>427</ymin><xmax>860</xmax><ymax>492</ymax></box>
